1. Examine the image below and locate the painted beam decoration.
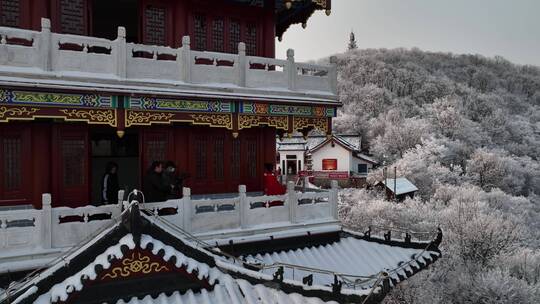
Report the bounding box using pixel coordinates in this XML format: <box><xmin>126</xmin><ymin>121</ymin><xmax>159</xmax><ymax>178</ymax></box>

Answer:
<box><xmin>0</xmin><ymin>88</ymin><xmax>116</xmax><ymax>108</ymax></box>
<box><xmin>126</xmin><ymin>96</ymin><xmax>234</xmax><ymax>113</ymax></box>
<box><xmin>0</xmin><ymin>88</ymin><xmax>334</xmax><ymax>134</ymax></box>
<box><xmin>0</xmin><ymin>88</ymin><xmax>117</xmax><ymax>126</ymax></box>
<box><xmin>125</xmin><ymin>110</ymin><xmax>233</xmax><ymax>129</ymax></box>
<box><xmin>239</xmin><ymin>101</ymin><xmax>336</xmax><ymax>117</ymax></box>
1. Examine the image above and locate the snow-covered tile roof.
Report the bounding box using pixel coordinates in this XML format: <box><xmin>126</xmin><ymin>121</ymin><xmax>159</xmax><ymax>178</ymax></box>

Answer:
<box><xmin>355</xmin><ymin>152</ymin><xmax>378</xmax><ymax>164</ymax></box>
<box><xmin>305</xmin><ymin>136</ymin><xmax>328</xmax><ymax>150</ymax></box>
<box><xmin>22</xmin><ymin>233</ymin><xmax>336</xmax><ymax>304</ymax></box>
<box><xmin>382</xmin><ymin>178</ymin><xmax>419</xmax><ymax>195</ymax></box>
<box><xmin>243</xmin><ymin>235</ymin><xmax>439</xmax><ymax>287</ymax></box>
<box><xmin>278</xmin><ymin>143</ymin><xmax>307</xmax><ymax>151</ymax></box>
<box><xmin>116</xmin><ymin>277</ymin><xmax>338</xmax><ymax>304</ymax></box>
<box><xmin>2</xmin><ymin>205</ymin><xmax>440</xmax><ymax>304</ymax></box>
<box><xmin>334</xmin><ymin>135</ymin><xmax>361</xmax><ymax>151</ymax></box>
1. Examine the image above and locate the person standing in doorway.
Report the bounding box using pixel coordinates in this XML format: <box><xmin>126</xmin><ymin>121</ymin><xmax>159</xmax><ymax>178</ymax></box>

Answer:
<box><xmin>143</xmin><ymin>161</ymin><xmax>171</xmax><ymax>203</ymax></box>
<box><xmin>101</xmin><ymin>162</ymin><xmax>119</xmax><ymax>205</ymax></box>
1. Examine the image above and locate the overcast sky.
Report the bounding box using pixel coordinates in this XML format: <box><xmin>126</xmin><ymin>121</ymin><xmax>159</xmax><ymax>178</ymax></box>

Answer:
<box><xmin>275</xmin><ymin>0</ymin><xmax>540</xmax><ymax>66</ymax></box>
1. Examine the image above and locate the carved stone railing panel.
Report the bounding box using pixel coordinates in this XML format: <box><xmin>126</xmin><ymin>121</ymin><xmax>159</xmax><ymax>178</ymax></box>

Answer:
<box><xmin>0</xmin><ymin>182</ymin><xmax>339</xmax><ymax>267</ymax></box>
<box><xmin>0</xmin><ymin>19</ymin><xmax>338</xmax><ymax>99</ymax></box>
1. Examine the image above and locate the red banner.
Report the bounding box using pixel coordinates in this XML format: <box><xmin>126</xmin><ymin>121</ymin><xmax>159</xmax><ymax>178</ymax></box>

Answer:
<box><xmin>313</xmin><ymin>171</ymin><xmax>349</xmax><ymax>179</ymax></box>
<box><xmin>322</xmin><ymin>159</ymin><xmax>337</xmax><ymax>170</ymax></box>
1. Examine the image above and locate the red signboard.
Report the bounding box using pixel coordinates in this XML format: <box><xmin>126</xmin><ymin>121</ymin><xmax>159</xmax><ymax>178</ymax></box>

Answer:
<box><xmin>322</xmin><ymin>159</ymin><xmax>337</xmax><ymax>170</ymax></box>
<box><xmin>313</xmin><ymin>171</ymin><xmax>349</xmax><ymax>180</ymax></box>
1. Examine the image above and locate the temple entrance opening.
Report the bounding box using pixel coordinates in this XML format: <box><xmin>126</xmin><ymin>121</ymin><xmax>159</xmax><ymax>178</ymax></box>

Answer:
<box><xmin>92</xmin><ymin>0</ymin><xmax>139</xmax><ymax>42</ymax></box>
<box><xmin>90</xmin><ymin>128</ymin><xmax>140</xmax><ymax>204</ymax></box>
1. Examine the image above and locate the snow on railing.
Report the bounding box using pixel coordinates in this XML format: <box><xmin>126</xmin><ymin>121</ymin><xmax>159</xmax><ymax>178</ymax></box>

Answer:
<box><xmin>0</xmin><ymin>19</ymin><xmax>338</xmax><ymax>96</ymax></box>
<box><xmin>0</xmin><ymin>182</ymin><xmax>338</xmax><ymax>262</ymax></box>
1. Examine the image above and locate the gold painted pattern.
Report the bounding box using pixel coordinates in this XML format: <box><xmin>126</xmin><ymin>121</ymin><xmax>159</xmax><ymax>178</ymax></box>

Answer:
<box><xmin>126</xmin><ymin>111</ymin><xmax>175</xmax><ymax>127</ymax></box>
<box><xmin>293</xmin><ymin>116</ymin><xmax>328</xmax><ymax>133</ymax></box>
<box><xmin>101</xmin><ymin>252</ymin><xmax>169</xmax><ymax>279</ymax></box>
<box><xmin>189</xmin><ymin>113</ymin><xmax>233</xmax><ymax>129</ymax></box>
<box><xmin>238</xmin><ymin>114</ymin><xmax>288</xmax><ymax>130</ymax></box>
<box><xmin>59</xmin><ymin>109</ymin><xmax>116</xmax><ymax>127</ymax></box>
<box><xmin>0</xmin><ymin>106</ymin><xmax>39</xmax><ymax>121</ymax></box>
<box><xmin>126</xmin><ymin>111</ymin><xmax>233</xmax><ymax>129</ymax></box>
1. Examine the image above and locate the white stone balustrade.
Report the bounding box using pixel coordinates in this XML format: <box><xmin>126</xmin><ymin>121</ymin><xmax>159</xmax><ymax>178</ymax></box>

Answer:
<box><xmin>0</xmin><ymin>182</ymin><xmax>339</xmax><ymax>272</ymax></box>
<box><xmin>0</xmin><ymin>19</ymin><xmax>338</xmax><ymax>98</ymax></box>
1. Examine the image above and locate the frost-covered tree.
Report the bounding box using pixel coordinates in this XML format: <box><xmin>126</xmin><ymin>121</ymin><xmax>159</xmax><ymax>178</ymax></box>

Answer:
<box><xmin>327</xmin><ymin>47</ymin><xmax>540</xmax><ymax>304</ymax></box>
<box><xmin>466</xmin><ymin>149</ymin><xmax>506</xmax><ymax>190</ymax></box>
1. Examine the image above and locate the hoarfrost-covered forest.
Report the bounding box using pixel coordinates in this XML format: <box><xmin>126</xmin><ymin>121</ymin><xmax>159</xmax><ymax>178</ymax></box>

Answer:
<box><xmin>331</xmin><ymin>48</ymin><xmax>540</xmax><ymax>303</ymax></box>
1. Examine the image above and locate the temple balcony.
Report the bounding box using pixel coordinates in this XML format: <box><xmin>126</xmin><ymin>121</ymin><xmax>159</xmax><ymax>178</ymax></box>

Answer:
<box><xmin>0</xmin><ymin>182</ymin><xmax>340</xmax><ymax>273</ymax></box>
<box><xmin>0</xmin><ymin>18</ymin><xmax>338</xmax><ymax>105</ymax></box>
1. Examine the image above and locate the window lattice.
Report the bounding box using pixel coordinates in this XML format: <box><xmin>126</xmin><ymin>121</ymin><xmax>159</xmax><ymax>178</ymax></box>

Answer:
<box><xmin>59</xmin><ymin>0</ymin><xmax>86</xmax><ymax>35</ymax></box>
<box><xmin>229</xmin><ymin>20</ymin><xmax>241</xmax><ymax>53</ymax></box>
<box><xmin>146</xmin><ymin>139</ymin><xmax>166</xmax><ymax>169</ymax></box>
<box><xmin>145</xmin><ymin>6</ymin><xmax>166</xmax><ymax>45</ymax></box>
<box><xmin>0</xmin><ymin>0</ymin><xmax>20</xmax><ymax>27</ymax></box>
<box><xmin>195</xmin><ymin>137</ymin><xmax>207</xmax><ymax>179</ymax></box>
<box><xmin>62</xmin><ymin>139</ymin><xmax>86</xmax><ymax>187</ymax></box>
<box><xmin>245</xmin><ymin>23</ymin><xmax>257</xmax><ymax>56</ymax></box>
<box><xmin>247</xmin><ymin>139</ymin><xmax>257</xmax><ymax>178</ymax></box>
<box><xmin>212</xmin><ymin>18</ymin><xmax>224</xmax><ymax>52</ymax></box>
<box><xmin>231</xmin><ymin>139</ymin><xmax>241</xmax><ymax>179</ymax></box>
<box><xmin>213</xmin><ymin>137</ymin><xmax>224</xmax><ymax>180</ymax></box>
<box><xmin>2</xmin><ymin>137</ymin><xmax>21</xmax><ymax>190</ymax></box>
<box><xmin>194</xmin><ymin>14</ymin><xmax>207</xmax><ymax>51</ymax></box>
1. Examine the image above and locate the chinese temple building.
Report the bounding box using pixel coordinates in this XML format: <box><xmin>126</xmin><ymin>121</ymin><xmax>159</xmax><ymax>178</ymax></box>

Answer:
<box><xmin>0</xmin><ymin>0</ymin><xmax>337</xmax><ymax>208</ymax></box>
<box><xmin>0</xmin><ymin>1</ymin><xmax>443</xmax><ymax>303</ymax></box>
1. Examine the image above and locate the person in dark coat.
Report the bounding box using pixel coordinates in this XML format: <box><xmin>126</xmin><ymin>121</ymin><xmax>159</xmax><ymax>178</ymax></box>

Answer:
<box><xmin>101</xmin><ymin>162</ymin><xmax>119</xmax><ymax>205</ymax></box>
<box><xmin>163</xmin><ymin>161</ymin><xmax>190</xmax><ymax>199</ymax></box>
<box><xmin>143</xmin><ymin>161</ymin><xmax>171</xmax><ymax>203</ymax></box>
<box><xmin>163</xmin><ymin>161</ymin><xmax>179</xmax><ymax>199</ymax></box>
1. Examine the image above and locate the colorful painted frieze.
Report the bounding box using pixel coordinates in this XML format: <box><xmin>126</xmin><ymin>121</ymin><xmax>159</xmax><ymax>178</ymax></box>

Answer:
<box><xmin>240</xmin><ymin>102</ymin><xmax>336</xmax><ymax>117</ymax></box>
<box><xmin>0</xmin><ymin>89</ymin><xmax>116</xmax><ymax>108</ymax></box>
<box><xmin>127</xmin><ymin>97</ymin><xmax>234</xmax><ymax>113</ymax></box>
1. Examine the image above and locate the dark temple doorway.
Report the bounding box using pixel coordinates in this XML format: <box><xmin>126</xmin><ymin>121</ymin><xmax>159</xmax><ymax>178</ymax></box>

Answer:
<box><xmin>92</xmin><ymin>0</ymin><xmax>139</xmax><ymax>42</ymax></box>
<box><xmin>90</xmin><ymin>128</ymin><xmax>139</xmax><ymax>205</ymax></box>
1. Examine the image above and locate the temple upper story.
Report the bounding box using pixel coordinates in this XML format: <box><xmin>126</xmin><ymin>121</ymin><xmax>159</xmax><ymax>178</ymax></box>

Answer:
<box><xmin>0</xmin><ymin>19</ymin><xmax>338</xmax><ymax>105</ymax></box>
<box><xmin>0</xmin><ymin>0</ymin><xmax>337</xmax><ymax>103</ymax></box>
<box><xmin>0</xmin><ymin>0</ymin><xmax>332</xmax><ymax>52</ymax></box>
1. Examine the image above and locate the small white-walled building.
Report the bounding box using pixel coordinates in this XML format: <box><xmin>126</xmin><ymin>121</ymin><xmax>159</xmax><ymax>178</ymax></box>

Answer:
<box><xmin>277</xmin><ymin>134</ymin><xmax>377</xmax><ymax>180</ymax></box>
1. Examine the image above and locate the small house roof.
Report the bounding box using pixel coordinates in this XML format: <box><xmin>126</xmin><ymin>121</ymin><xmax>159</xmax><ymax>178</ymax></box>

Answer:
<box><xmin>355</xmin><ymin>152</ymin><xmax>378</xmax><ymax>165</ymax></box>
<box><xmin>379</xmin><ymin>178</ymin><xmax>419</xmax><ymax>195</ymax></box>
<box><xmin>278</xmin><ymin>134</ymin><xmax>361</xmax><ymax>152</ymax></box>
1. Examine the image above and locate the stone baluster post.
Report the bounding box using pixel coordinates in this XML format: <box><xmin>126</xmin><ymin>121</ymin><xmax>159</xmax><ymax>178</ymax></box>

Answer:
<box><xmin>115</xmin><ymin>26</ymin><xmax>127</xmax><ymax>78</ymax></box>
<box><xmin>40</xmin><ymin>18</ymin><xmax>52</xmax><ymax>71</ymax></box>
<box><xmin>330</xmin><ymin>180</ymin><xmax>339</xmax><ymax>220</ymax></box>
<box><xmin>117</xmin><ymin>190</ymin><xmax>125</xmax><ymax>214</ymax></box>
<box><xmin>239</xmin><ymin>185</ymin><xmax>247</xmax><ymax>229</ymax></box>
<box><xmin>287</xmin><ymin>49</ymin><xmax>296</xmax><ymax>91</ymax></box>
<box><xmin>237</xmin><ymin>42</ymin><xmax>247</xmax><ymax>87</ymax></box>
<box><xmin>181</xmin><ymin>36</ymin><xmax>192</xmax><ymax>83</ymax></box>
<box><xmin>182</xmin><ymin>187</ymin><xmax>192</xmax><ymax>233</ymax></box>
<box><xmin>287</xmin><ymin>181</ymin><xmax>297</xmax><ymax>224</ymax></box>
<box><xmin>41</xmin><ymin>193</ymin><xmax>52</xmax><ymax>249</ymax></box>
<box><xmin>329</xmin><ymin>56</ymin><xmax>338</xmax><ymax>95</ymax></box>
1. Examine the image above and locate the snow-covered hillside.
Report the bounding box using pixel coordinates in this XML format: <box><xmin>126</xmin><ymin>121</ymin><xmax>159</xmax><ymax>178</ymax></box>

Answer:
<box><xmin>332</xmin><ymin>49</ymin><xmax>540</xmax><ymax>303</ymax></box>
